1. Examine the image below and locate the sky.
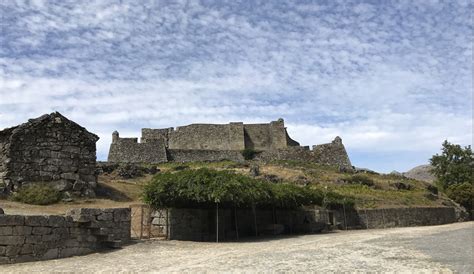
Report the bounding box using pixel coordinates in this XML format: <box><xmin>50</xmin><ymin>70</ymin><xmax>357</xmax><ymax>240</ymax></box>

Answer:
<box><xmin>0</xmin><ymin>0</ymin><xmax>472</xmax><ymax>173</ymax></box>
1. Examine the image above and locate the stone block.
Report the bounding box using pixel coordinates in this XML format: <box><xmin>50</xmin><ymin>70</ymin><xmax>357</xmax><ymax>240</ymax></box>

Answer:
<box><xmin>42</xmin><ymin>233</ymin><xmax>60</xmax><ymax>242</ymax></box>
<box><xmin>0</xmin><ymin>226</ymin><xmax>13</xmax><ymax>235</ymax></box>
<box><xmin>25</xmin><ymin>215</ymin><xmax>48</xmax><ymax>226</ymax></box>
<box><xmin>64</xmin><ymin>239</ymin><xmax>80</xmax><ymax>247</ymax></box>
<box><xmin>6</xmin><ymin>245</ymin><xmax>21</xmax><ymax>256</ymax></box>
<box><xmin>0</xmin><ymin>235</ymin><xmax>25</xmax><ymax>245</ymax></box>
<box><xmin>0</xmin><ymin>215</ymin><xmax>25</xmax><ymax>226</ymax></box>
<box><xmin>61</xmin><ymin>172</ymin><xmax>79</xmax><ymax>181</ymax></box>
<box><xmin>25</xmin><ymin>235</ymin><xmax>42</xmax><ymax>244</ymax></box>
<box><xmin>0</xmin><ymin>256</ymin><xmax>10</xmax><ymax>264</ymax></box>
<box><xmin>52</xmin><ymin>180</ymin><xmax>72</xmax><ymax>191</ymax></box>
<box><xmin>0</xmin><ymin>246</ymin><xmax>5</xmax><ymax>255</ymax></box>
<box><xmin>14</xmin><ymin>254</ymin><xmax>36</xmax><ymax>263</ymax></box>
<box><xmin>97</xmin><ymin>213</ymin><xmax>113</xmax><ymax>221</ymax></box>
<box><xmin>12</xmin><ymin>226</ymin><xmax>32</xmax><ymax>235</ymax></box>
<box><xmin>114</xmin><ymin>208</ymin><xmax>131</xmax><ymax>222</ymax></box>
<box><xmin>60</xmin><ymin>247</ymin><xmax>78</xmax><ymax>258</ymax></box>
<box><xmin>48</xmin><ymin>215</ymin><xmax>66</xmax><ymax>227</ymax></box>
<box><xmin>42</xmin><ymin>248</ymin><xmax>59</xmax><ymax>260</ymax></box>
<box><xmin>20</xmin><ymin>244</ymin><xmax>33</xmax><ymax>254</ymax></box>
<box><xmin>32</xmin><ymin>226</ymin><xmax>52</xmax><ymax>235</ymax></box>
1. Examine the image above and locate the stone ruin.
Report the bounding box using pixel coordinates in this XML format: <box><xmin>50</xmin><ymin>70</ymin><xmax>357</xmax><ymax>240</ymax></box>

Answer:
<box><xmin>108</xmin><ymin>118</ymin><xmax>353</xmax><ymax>168</ymax></box>
<box><xmin>0</xmin><ymin>112</ymin><xmax>99</xmax><ymax>197</ymax></box>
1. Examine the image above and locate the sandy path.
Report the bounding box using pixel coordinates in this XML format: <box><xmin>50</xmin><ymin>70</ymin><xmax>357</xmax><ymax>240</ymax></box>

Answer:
<box><xmin>2</xmin><ymin>222</ymin><xmax>472</xmax><ymax>273</ymax></box>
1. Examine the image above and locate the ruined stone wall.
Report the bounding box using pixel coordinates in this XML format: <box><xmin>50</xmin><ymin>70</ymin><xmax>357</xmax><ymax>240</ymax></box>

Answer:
<box><xmin>167</xmin><ymin>149</ymin><xmax>244</xmax><ymax>162</ymax></box>
<box><xmin>335</xmin><ymin>207</ymin><xmax>456</xmax><ymax>229</ymax></box>
<box><xmin>0</xmin><ymin>208</ymin><xmax>130</xmax><ymax>264</ymax></box>
<box><xmin>4</xmin><ymin>114</ymin><xmax>98</xmax><ymax>196</ymax></box>
<box><xmin>108</xmin><ymin>137</ymin><xmax>167</xmax><ymax>163</ymax></box>
<box><xmin>312</xmin><ymin>137</ymin><xmax>352</xmax><ymax>168</ymax></box>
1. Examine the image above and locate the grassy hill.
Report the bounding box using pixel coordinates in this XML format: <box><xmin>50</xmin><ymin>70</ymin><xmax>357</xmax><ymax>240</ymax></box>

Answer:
<box><xmin>99</xmin><ymin>160</ymin><xmax>450</xmax><ymax>209</ymax></box>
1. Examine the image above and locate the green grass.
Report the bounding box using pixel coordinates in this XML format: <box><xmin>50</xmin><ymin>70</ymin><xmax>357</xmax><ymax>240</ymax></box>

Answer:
<box><xmin>12</xmin><ymin>183</ymin><xmax>61</xmax><ymax>205</ymax></box>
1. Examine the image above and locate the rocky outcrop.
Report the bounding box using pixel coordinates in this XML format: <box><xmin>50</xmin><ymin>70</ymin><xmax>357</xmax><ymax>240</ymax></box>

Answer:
<box><xmin>403</xmin><ymin>165</ymin><xmax>436</xmax><ymax>183</ymax></box>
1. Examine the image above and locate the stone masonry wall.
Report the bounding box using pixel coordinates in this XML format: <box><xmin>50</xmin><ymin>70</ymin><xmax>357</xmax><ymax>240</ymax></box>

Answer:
<box><xmin>0</xmin><ymin>208</ymin><xmax>130</xmax><ymax>264</ymax></box>
<box><xmin>168</xmin><ymin>124</ymin><xmax>240</xmax><ymax>150</ymax></box>
<box><xmin>108</xmin><ymin>136</ymin><xmax>167</xmax><ymax>163</ymax></box>
<box><xmin>151</xmin><ymin>208</ymin><xmax>331</xmax><ymax>241</ymax></box>
<box><xmin>335</xmin><ymin>207</ymin><xmax>456</xmax><ymax>229</ymax></box>
<box><xmin>167</xmin><ymin>149</ymin><xmax>244</xmax><ymax>162</ymax></box>
<box><xmin>3</xmin><ymin>113</ymin><xmax>99</xmax><ymax>196</ymax></box>
<box><xmin>312</xmin><ymin>137</ymin><xmax>352</xmax><ymax>168</ymax></box>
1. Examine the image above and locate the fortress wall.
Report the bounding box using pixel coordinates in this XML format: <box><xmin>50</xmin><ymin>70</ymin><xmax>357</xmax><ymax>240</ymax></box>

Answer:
<box><xmin>108</xmin><ymin>138</ymin><xmax>167</xmax><ymax>163</ymax></box>
<box><xmin>256</xmin><ymin>147</ymin><xmax>314</xmax><ymax>162</ymax></box>
<box><xmin>312</xmin><ymin>137</ymin><xmax>352</xmax><ymax>168</ymax></box>
<box><xmin>336</xmin><ymin>207</ymin><xmax>456</xmax><ymax>229</ymax></box>
<box><xmin>269</xmin><ymin>120</ymin><xmax>288</xmax><ymax>149</ymax></box>
<box><xmin>243</xmin><ymin>124</ymin><xmax>272</xmax><ymax>150</ymax></box>
<box><xmin>167</xmin><ymin>149</ymin><xmax>244</xmax><ymax>162</ymax></box>
<box><xmin>0</xmin><ymin>130</ymin><xmax>11</xmax><ymax>184</ymax></box>
<box><xmin>0</xmin><ymin>208</ymin><xmax>130</xmax><ymax>265</ymax></box>
<box><xmin>141</xmin><ymin>128</ymin><xmax>171</xmax><ymax>145</ymax></box>
<box><xmin>168</xmin><ymin>124</ymin><xmax>236</xmax><ymax>150</ymax></box>
<box><xmin>228</xmin><ymin>123</ymin><xmax>245</xmax><ymax>150</ymax></box>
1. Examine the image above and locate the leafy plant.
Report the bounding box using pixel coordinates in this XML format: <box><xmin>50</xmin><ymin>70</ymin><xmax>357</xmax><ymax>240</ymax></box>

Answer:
<box><xmin>430</xmin><ymin>140</ymin><xmax>474</xmax><ymax>188</ymax></box>
<box><xmin>445</xmin><ymin>182</ymin><xmax>473</xmax><ymax>211</ymax></box>
<box><xmin>142</xmin><ymin>168</ymin><xmax>333</xmax><ymax>210</ymax></box>
<box><xmin>12</xmin><ymin>184</ymin><xmax>61</xmax><ymax>205</ymax></box>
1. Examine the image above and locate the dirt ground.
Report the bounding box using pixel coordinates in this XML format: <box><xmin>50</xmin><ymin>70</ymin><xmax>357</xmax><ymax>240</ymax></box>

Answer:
<box><xmin>2</xmin><ymin>221</ymin><xmax>472</xmax><ymax>273</ymax></box>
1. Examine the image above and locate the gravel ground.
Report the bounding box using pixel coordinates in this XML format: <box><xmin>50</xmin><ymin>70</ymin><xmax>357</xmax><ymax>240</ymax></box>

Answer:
<box><xmin>2</xmin><ymin>221</ymin><xmax>472</xmax><ymax>273</ymax></box>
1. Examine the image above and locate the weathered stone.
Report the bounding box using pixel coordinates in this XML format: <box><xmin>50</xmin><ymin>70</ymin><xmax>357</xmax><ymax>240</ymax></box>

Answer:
<box><xmin>48</xmin><ymin>215</ymin><xmax>66</xmax><ymax>227</ymax></box>
<box><xmin>52</xmin><ymin>180</ymin><xmax>73</xmax><ymax>191</ymax></box>
<box><xmin>12</xmin><ymin>226</ymin><xmax>32</xmax><ymax>235</ymax></box>
<box><xmin>72</xmin><ymin>180</ymin><xmax>86</xmax><ymax>191</ymax></box>
<box><xmin>32</xmin><ymin>226</ymin><xmax>52</xmax><ymax>235</ymax></box>
<box><xmin>0</xmin><ymin>246</ymin><xmax>6</xmax><ymax>255</ymax></box>
<box><xmin>25</xmin><ymin>216</ymin><xmax>48</xmax><ymax>226</ymax></box>
<box><xmin>0</xmin><ymin>208</ymin><xmax>4</xmax><ymax>214</ymax></box>
<box><xmin>114</xmin><ymin>208</ymin><xmax>131</xmax><ymax>222</ymax></box>
<box><xmin>0</xmin><ymin>215</ymin><xmax>25</xmax><ymax>226</ymax></box>
<box><xmin>42</xmin><ymin>248</ymin><xmax>59</xmax><ymax>260</ymax></box>
<box><xmin>25</xmin><ymin>235</ymin><xmax>42</xmax><ymax>244</ymax></box>
<box><xmin>97</xmin><ymin>212</ymin><xmax>113</xmax><ymax>221</ymax></box>
<box><xmin>1</xmin><ymin>235</ymin><xmax>25</xmax><ymax>245</ymax></box>
<box><xmin>0</xmin><ymin>226</ymin><xmax>13</xmax><ymax>235</ymax></box>
<box><xmin>20</xmin><ymin>244</ymin><xmax>33</xmax><ymax>254</ymax></box>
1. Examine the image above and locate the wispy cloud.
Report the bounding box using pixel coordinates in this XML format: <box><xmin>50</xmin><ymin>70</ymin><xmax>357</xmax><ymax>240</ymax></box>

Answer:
<box><xmin>0</xmin><ymin>0</ymin><xmax>472</xmax><ymax>172</ymax></box>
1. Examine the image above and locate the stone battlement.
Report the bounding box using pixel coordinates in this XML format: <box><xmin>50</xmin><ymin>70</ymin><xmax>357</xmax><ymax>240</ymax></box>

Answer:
<box><xmin>108</xmin><ymin>119</ymin><xmax>352</xmax><ymax>168</ymax></box>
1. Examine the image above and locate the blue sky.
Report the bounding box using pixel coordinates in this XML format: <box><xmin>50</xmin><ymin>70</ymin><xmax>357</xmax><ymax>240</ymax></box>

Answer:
<box><xmin>0</xmin><ymin>0</ymin><xmax>472</xmax><ymax>172</ymax></box>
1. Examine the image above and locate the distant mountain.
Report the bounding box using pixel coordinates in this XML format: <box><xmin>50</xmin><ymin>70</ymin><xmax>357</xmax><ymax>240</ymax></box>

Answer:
<box><xmin>403</xmin><ymin>164</ymin><xmax>436</xmax><ymax>183</ymax></box>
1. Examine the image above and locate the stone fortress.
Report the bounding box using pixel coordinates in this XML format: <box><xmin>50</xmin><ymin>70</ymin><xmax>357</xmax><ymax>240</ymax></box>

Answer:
<box><xmin>108</xmin><ymin>118</ymin><xmax>352</xmax><ymax>168</ymax></box>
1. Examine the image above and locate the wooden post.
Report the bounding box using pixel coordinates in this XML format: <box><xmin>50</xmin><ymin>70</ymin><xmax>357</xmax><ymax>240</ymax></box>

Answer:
<box><xmin>252</xmin><ymin>204</ymin><xmax>258</xmax><ymax>237</ymax></box>
<box><xmin>140</xmin><ymin>205</ymin><xmax>144</xmax><ymax>239</ymax></box>
<box><xmin>234</xmin><ymin>207</ymin><xmax>239</xmax><ymax>241</ymax></box>
<box><xmin>216</xmin><ymin>203</ymin><xmax>219</xmax><ymax>243</ymax></box>
<box><xmin>343</xmin><ymin>202</ymin><xmax>348</xmax><ymax>230</ymax></box>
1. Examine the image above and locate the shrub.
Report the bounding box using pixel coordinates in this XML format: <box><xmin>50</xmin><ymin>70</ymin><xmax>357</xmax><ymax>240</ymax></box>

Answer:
<box><xmin>241</xmin><ymin>148</ymin><xmax>258</xmax><ymax>160</ymax></box>
<box><xmin>446</xmin><ymin>182</ymin><xmax>473</xmax><ymax>211</ymax></box>
<box><xmin>345</xmin><ymin>174</ymin><xmax>375</xmax><ymax>187</ymax></box>
<box><xmin>13</xmin><ymin>184</ymin><xmax>61</xmax><ymax>205</ymax></box>
<box><xmin>143</xmin><ymin>168</ymin><xmax>325</xmax><ymax>209</ymax></box>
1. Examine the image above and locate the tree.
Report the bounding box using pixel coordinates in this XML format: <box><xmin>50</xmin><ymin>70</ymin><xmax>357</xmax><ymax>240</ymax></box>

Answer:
<box><xmin>430</xmin><ymin>140</ymin><xmax>474</xmax><ymax>188</ymax></box>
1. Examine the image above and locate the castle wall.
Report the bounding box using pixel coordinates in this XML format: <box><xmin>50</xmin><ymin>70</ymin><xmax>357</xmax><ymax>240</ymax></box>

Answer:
<box><xmin>168</xmin><ymin>124</ymin><xmax>238</xmax><ymax>150</ymax></box>
<box><xmin>4</xmin><ymin>114</ymin><xmax>98</xmax><ymax>195</ymax></box>
<box><xmin>167</xmin><ymin>149</ymin><xmax>244</xmax><ymax>162</ymax></box>
<box><xmin>256</xmin><ymin>146</ymin><xmax>314</xmax><ymax>162</ymax></box>
<box><xmin>108</xmin><ymin>138</ymin><xmax>167</xmax><ymax>163</ymax></box>
<box><xmin>141</xmin><ymin>128</ymin><xmax>171</xmax><ymax>145</ymax></box>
